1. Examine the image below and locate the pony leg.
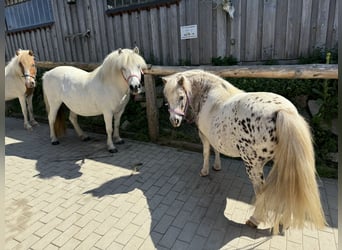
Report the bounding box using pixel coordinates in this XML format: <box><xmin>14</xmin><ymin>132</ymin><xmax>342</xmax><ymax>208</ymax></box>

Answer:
<box><xmin>47</xmin><ymin>105</ymin><xmax>60</xmax><ymax>144</ymax></box>
<box><xmin>244</xmin><ymin>162</ymin><xmax>265</xmax><ymax>229</ymax></box>
<box><xmin>246</xmin><ymin>165</ymin><xmax>265</xmax><ymax>196</ymax></box>
<box><xmin>113</xmin><ymin>110</ymin><xmax>124</xmax><ymax>144</ymax></box>
<box><xmin>213</xmin><ymin>149</ymin><xmax>221</xmax><ymax>171</ymax></box>
<box><xmin>18</xmin><ymin>95</ymin><xmax>32</xmax><ymax>130</ymax></box>
<box><xmin>199</xmin><ymin>131</ymin><xmax>211</xmax><ymax>176</ymax></box>
<box><xmin>26</xmin><ymin>94</ymin><xmax>38</xmax><ymax>126</ymax></box>
<box><xmin>69</xmin><ymin>111</ymin><xmax>89</xmax><ymax>141</ymax></box>
<box><xmin>103</xmin><ymin>112</ymin><xmax>117</xmax><ymax>153</ymax></box>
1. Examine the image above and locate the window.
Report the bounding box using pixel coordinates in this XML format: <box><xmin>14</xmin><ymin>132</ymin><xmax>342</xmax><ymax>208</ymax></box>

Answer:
<box><xmin>5</xmin><ymin>0</ymin><xmax>28</xmax><ymax>6</ymax></box>
<box><xmin>106</xmin><ymin>0</ymin><xmax>180</xmax><ymax>16</ymax></box>
<box><xmin>5</xmin><ymin>0</ymin><xmax>54</xmax><ymax>33</ymax></box>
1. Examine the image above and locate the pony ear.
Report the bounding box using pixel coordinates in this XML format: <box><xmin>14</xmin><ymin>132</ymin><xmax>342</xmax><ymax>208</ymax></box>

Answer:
<box><xmin>118</xmin><ymin>48</ymin><xmax>122</xmax><ymax>54</ymax></box>
<box><xmin>16</xmin><ymin>49</ymin><xmax>22</xmax><ymax>56</ymax></box>
<box><xmin>28</xmin><ymin>50</ymin><xmax>34</xmax><ymax>56</ymax></box>
<box><xmin>133</xmin><ymin>47</ymin><xmax>140</xmax><ymax>54</ymax></box>
<box><xmin>178</xmin><ymin>76</ymin><xmax>185</xmax><ymax>86</ymax></box>
<box><xmin>161</xmin><ymin>77</ymin><xmax>167</xmax><ymax>85</ymax></box>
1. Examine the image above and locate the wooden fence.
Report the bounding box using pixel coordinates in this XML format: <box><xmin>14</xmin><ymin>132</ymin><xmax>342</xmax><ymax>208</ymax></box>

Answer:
<box><xmin>35</xmin><ymin>62</ymin><xmax>337</xmax><ymax>141</ymax></box>
<box><xmin>5</xmin><ymin>0</ymin><xmax>338</xmax><ymax>65</ymax></box>
<box><xmin>141</xmin><ymin>64</ymin><xmax>338</xmax><ymax>141</ymax></box>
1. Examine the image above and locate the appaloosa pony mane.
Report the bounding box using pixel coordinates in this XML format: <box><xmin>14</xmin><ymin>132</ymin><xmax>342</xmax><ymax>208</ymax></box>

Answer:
<box><xmin>164</xmin><ymin>70</ymin><xmax>243</xmax><ymax>123</ymax></box>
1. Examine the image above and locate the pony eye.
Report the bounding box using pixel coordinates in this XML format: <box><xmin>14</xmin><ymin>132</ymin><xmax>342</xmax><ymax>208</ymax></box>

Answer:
<box><xmin>179</xmin><ymin>96</ymin><xmax>184</xmax><ymax>101</ymax></box>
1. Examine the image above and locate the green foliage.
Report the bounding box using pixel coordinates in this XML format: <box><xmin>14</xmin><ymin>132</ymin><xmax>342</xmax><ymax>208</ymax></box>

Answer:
<box><xmin>211</xmin><ymin>55</ymin><xmax>238</xmax><ymax>66</ymax></box>
<box><xmin>227</xmin><ymin>78</ymin><xmax>315</xmax><ymax>103</ymax></box>
<box><xmin>299</xmin><ymin>47</ymin><xmax>338</xmax><ymax>64</ymax></box>
<box><xmin>178</xmin><ymin>59</ymin><xmax>192</xmax><ymax>66</ymax></box>
<box><xmin>310</xmin><ymin>79</ymin><xmax>338</xmax><ymax>125</ymax></box>
<box><xmin>263</xmin><ymin>59</ymin><xmax>279</xmax><ymax>65</ymax></box>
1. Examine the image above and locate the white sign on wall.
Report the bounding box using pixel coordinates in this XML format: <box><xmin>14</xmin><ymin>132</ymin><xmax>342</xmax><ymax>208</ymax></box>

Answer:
<box><xmin>180</xmin><ymin>25</ymin><xmax>198</xmax><ymax>40</ymax></box>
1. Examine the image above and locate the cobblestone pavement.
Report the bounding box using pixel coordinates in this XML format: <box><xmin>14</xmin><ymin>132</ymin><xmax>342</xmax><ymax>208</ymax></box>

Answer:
<box><xmin>5</xmin><ymin>117</ymin><xmax>338</xmax><ymax>250</ymax></box>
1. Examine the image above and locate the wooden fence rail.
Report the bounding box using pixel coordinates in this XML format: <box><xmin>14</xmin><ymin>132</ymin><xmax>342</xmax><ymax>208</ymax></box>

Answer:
<box><xmin>35</xmin><ymin>62</ymin><xmax>338</xmax><ymax>141</ymax></box>
<box><xmin>36</xmin><ymin>62</ymin><xmax>338</xmax><ymax>79</ymax></box>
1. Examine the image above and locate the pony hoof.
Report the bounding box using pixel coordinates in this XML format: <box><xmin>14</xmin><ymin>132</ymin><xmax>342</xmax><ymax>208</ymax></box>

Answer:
<box><xmin>245</xmin><ymin>219</ymin><xmax>258</xmax><ymax>228</ymax></box>
<box><xmin>30</xmin><ymin>120</ymin><xmax>39</xmax><ymax>126</ymax></box>
<box><xmin>115</xmin><ymin>139</ymin><xmax>125</xmax><ymax>145</ymax></box>
<box><xmin>200</xmin><ymin>171</ymin><xmax>209</xmax><ymax>177</ymax></box>
<box><xmin>212</xmin><ymin>166</ymin><xmax>221</xmax><ymax>171</ymax></box>
<box><xmin>51</xmin><ymin>141</ymin><xmax>60</xmax><ymax>145</ymax></box>
<box><xmin>109</xmin><ymin>148</ymin><xmax>118</xmax><ymax>153</ymax></box>
<box><xmin>24</xmin><ymin>124</ymin><xmax>33</xmax><ymax>131</ymax></box>
<box><xmin>82</xmin><ymin>136</ymin><xmax>91</xmax><ymax>141</ymax></box>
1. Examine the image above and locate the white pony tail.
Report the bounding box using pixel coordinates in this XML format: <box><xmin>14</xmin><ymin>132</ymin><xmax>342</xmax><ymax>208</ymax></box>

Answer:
<box><xmin>42</xmin><ymin>78</ymin><xmax>66</xmax><ymax>137</ymax></box>
<box><xmin>254</xmin><ymin>110</ymin><xmax>326</xmax><ymax>234</ymax></box>
<box><xmin>43</xmin><ymin>89</ymin><xmax>50</xmax><ymax>115</ymax></box>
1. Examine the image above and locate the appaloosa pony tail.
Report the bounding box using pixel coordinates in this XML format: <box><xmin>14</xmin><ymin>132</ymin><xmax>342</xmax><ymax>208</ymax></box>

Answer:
<box><xmin>254</xmin><ymin>109</ymin><xmax>326</xmax><ymax>234</ymax></box>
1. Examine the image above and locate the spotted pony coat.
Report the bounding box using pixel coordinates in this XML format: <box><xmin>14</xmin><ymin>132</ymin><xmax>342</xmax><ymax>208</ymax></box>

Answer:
<box><xmin>164</xmin><ymin>70</ymin><xmax>293</xmax><ymax>190</ymax></box>
<box><xmin>163</xmin><ymin>70</ymin><xmax>325</xmax><ymax>233</ymax></box>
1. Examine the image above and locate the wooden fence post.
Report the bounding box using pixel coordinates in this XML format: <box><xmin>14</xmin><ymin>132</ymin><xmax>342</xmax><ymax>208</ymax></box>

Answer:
<box><xmin>144</xmin><ymin>74</ymin><xmax>159</xmax><ymax>142</ymax></box>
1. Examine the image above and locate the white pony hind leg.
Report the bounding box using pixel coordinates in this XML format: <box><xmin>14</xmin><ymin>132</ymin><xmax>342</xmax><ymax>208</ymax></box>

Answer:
<box><xmin>18</xmin><ymin>95</ymin><xmax>32</xmax><ymax>130</ymax></box>
<box><xmin>113</xmin><ymin>109</ymin><xmax>125</xmax><ymax>144</ymax></box>
<box><xmin>103</xmin><ymin>112</ymin><xmax>117</xmax><ymax>153</ymax></box>
<box><xmin>48</xmin><ymin>103</ymin><xmax>61</xmax><ymax>144</ymax></box>
<box><xmin>199</xmin><ymin>131</ymin><xmax>211</xmax><ymax>176</ymax></box>
<box><xmin>69</xmin><ymin>111</ymin><xmax>90</xmax><ymax>141</ymax></box>
<box><xmin>26</xmin><ymin>94</ymin><xmax>39</xmax><ymax>127</ymax></box>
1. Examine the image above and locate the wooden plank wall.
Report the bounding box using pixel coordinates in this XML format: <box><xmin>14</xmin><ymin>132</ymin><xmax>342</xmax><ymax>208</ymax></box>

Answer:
<box><xmin>5</xmin><ymin>0</ymin><xmax>338</xmax><ymax>64</ymax></box>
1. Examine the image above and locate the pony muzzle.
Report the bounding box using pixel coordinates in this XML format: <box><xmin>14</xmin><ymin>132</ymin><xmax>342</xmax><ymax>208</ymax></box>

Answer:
<box><xmin>24</xmin><ymin>75</ymin><xmax>36</xmax><ymax>88</ymax></box>
<box><xmin>170</xmin><ymin>115</ymin><xmax>183</xmax><ymax>127</ymax></box>
<box><xmin>127</xmin><ymin>75</ymin><xmax>142</xmax><ymax>95</ymax></box>
<box><xmin>129</xmin><ymin>83</ymin><xmax>142</xmax><ymax>95</ymax></box>
<box><xmin>168</xmin><ymin>108</ymin><xmax>184</xmax><ymax>127</ymax></box>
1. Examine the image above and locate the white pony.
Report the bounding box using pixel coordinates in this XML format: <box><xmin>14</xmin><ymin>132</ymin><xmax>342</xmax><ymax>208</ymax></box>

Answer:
<box><xmin>163</xmin><ymin>69</ymin><xmax>326</xmax><ymax>234</ymax></box>
<box><xmin>42</xmin><ymin>47</ymin><xmax>147</xmax><ymax>153</ymax></box>
<box><xmin>5</xmin><ymin>49</ymin><xmax>38</xmax><ymax>130</ymax></box>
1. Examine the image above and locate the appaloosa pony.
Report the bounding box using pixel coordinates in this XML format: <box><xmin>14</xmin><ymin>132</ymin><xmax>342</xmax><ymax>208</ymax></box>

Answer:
<box><xmin>42</xmin><ymin>47</ymin><xmax>146</xmax><ymax>153</ymax></box>
<box><xmin>5</xmin><ymin>49</ymin><xmax>38</xmax><ymax>130</ymax></box>
<box><xmin>163</xmin><ymin>69</ymin><xmax>326</xmax><ymax>234</ymax></box>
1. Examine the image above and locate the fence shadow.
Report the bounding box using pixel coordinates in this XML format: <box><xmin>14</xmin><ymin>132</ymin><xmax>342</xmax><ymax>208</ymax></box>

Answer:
<box><xmin>5</xmin><ymin>117</ymin><xmax>115</xmax><ymax>179</ymax></box>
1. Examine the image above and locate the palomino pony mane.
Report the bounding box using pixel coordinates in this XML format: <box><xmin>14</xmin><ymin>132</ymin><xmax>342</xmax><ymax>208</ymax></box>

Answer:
<box><xmin>96</xmin><ymin>48</ymin><xmax>147</xmax><ymax>84</ymax></box>
<box><xmin>6</xmin><ymin>49</ymin><xmax>34</xmax><ymax>76</ymax></box>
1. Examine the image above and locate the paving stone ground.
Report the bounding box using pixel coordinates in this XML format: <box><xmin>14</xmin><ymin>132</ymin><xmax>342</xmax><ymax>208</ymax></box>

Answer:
<box><xmin>5</xmin><ymin>117</ymin><xmax>338</xmax><ymax>250</ymax></box>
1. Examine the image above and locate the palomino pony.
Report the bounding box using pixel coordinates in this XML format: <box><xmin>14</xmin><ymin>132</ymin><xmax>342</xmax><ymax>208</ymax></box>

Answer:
<box><xmin>5</xmin><ymin>49</ymin><xmax>38</xmax><ymax>130</ymax></box>
<box><xmin>163</xmin><ymin>69</ymin><xmax>326</xmax><ymax>234</ymax></box>
<box><xmin>42</xmin><ymin>47</ymin><xmax>146</xmax><ymax>153</ymax></box>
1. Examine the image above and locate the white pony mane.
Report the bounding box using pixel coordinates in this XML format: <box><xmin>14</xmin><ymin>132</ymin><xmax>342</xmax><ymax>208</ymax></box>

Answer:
<box><xmin>5</xmin><ymin>54</ymin><xmax>19</xmax><ymax>76</ymax></box>
<box><xmin>96</xmin><ymin>48</ymin><xmax>147</xmax><ymax>83</ymax></box>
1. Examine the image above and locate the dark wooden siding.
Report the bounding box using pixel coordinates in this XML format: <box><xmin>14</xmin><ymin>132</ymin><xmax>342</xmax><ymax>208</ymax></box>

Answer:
<box><xmin>5</xmin><ymin>0</ymin><xmax>338</xmax><ymax>64</ymax></box>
